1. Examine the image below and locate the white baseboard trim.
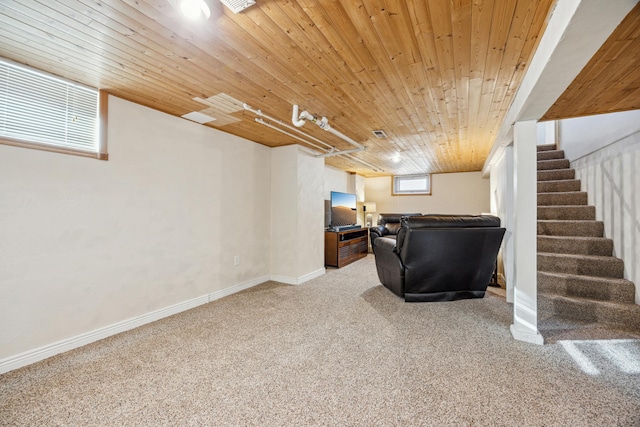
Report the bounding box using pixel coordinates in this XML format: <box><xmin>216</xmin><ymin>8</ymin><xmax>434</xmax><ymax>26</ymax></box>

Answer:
<box><xmin>298</xmin><ymin>268</ymin><xmax>326</xmax><ymax>284</ymax></box>
<box><xmin>0</xmin><ymin>276</ymin><xmax>271</xmax><ymax>375</ymax></box>
<box><xmin>208</xmin><ymin>275</ymin><xmax>270</xmax><ymax>302</ymax></box>
<box><xmin>271</xmin><ymin>268</ymin><xmax>325</xmax><ymax>285</ymax></box>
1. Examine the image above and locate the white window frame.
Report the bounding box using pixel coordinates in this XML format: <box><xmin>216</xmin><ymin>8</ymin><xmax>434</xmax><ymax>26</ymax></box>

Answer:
<box><xmin>392</xmin><ymin>173</ymin><xmax>431</xmax><ymax>196</ymax></box>
<box><xmin>0</xmin><ymin>57</ymin><xmax>107</xmax><ymax>160</ymax></box>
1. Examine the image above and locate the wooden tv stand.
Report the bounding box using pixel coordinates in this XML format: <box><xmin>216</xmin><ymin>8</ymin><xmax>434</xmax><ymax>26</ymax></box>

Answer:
<box><xmin>324</xmin><ymin>228</ymin><xmax>368</xmax><ymax>268</ymax></box>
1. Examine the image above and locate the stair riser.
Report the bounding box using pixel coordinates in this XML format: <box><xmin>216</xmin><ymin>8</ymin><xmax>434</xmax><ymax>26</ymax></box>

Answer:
<box><xmin>538</xmin><ymin>273</ymin><xmax>635</xmax><ymax>303</ymax></box>
<box><xmin>537</xmin><ymin>159</ymin><xmax>570</xmax><ymax>170</ymax></box>
<box><xmin>538</xmin><ymin>221</ymin><xmax>604</xmax><ymax>237</ymax></box>
<box><xmin>537</xmin><ymin>206</ymin><xmax>595</xmax><ymax>220</ymax></box>
<box><xmin>538</xmin><ymin>254</ymin><xmax>624</xmax><ymax>278</ymax></box>
<box><xmin>537</xmin><ymin>236</ymin><xmax>613</xmax><ymax>256</ymax></box>
<box><xmin>538</xmin><ymin>192</ymin><xmax>588</xmax><ymax>206</ymax></box>
<box><xmin>537</xmin><ymin>150</ymin><xmax>565</xmax><ymax>161</ymax></box>
<box><xmin>538</xmin><ymin>296</ymin><xmax>597</xmax><ymax>322</ymax></box>
<box><xmin>537</xmin><ymin>180</ymin><xmax>581</xmax><ymax>193</ymax></box>
<box><xmin>538</xmin><ymin>296</ymin><xmax>640</xmax><ymax>329</ymax></box>
<box><xmin>537</xmin><ymin>144</ymin><xmax>557</xmax><ymax>152</ymax></box>
<box><xmin>537</xmin><ymin>169</ymin><xmax>575</xmax><ymax>181</ymax></box>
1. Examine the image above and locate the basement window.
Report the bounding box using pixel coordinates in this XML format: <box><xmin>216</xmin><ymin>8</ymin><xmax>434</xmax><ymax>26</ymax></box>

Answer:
<box><xmin>0</xmin><ymin>57</ymin><xmax>107</xmax><ymax>160</ymax></box>
<box><xmin>392</xmin><ymin>174</ymin><xmax>431</xmax><ymax>196</ymax></box>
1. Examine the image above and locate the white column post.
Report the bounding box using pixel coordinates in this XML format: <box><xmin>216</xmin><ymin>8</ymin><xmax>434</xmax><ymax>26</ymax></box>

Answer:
<box><xmin>510</xmin><ymin>120</ymin><xmax>544</xmax><ymax>345</ymax></box>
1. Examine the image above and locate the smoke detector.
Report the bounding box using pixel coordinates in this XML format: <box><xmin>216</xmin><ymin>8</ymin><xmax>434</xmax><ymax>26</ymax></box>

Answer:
<box><xmin>372</xmin><ymin>130</ymin><xmax>388</xmax><ymax>138</ymax></box>
<box><xmin>219</xmin><ymin>0</ymin><xmax>256</xmax><ymax>13</ymax></box>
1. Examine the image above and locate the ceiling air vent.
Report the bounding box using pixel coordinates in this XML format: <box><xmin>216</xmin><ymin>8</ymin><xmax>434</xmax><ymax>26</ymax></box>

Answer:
<box><xmin>182</xmin><ymin>111</ymin><xmax>216</xmax><ymax>124</ymax></box>
<box><xmin>219</xmin><ymin>0</ymin><xmax>256</xmax><ymax>13</ymax></box>
<box><xmin>372</xmin><ymin>130</ymin><xmax>388</xmax><ymax>138</ymax></box>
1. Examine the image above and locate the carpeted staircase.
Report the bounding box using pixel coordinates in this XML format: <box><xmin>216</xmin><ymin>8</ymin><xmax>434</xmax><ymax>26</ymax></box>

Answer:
<box><xmin>536</xmin><ymin>144</ymin><xmax>640</xmax><ymax>343</ymax></box>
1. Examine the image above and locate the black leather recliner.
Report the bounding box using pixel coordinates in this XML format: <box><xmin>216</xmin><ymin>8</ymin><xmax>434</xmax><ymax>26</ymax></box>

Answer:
<box><xmin>373</xmin><ymin>215</ymin><xmax>505</xmax><ymax>302</ymax></box>
<box><xmin>369</xmin><ymin>213</ymin><xmax>421</xmax><ymax>251</ymax></box>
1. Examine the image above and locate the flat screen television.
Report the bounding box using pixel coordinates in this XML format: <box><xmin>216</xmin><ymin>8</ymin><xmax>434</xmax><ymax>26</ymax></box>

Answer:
<box><xmin>330</xmin><ymin>191</ymin><xmax>357</xmax><ymax>227</ymax></box>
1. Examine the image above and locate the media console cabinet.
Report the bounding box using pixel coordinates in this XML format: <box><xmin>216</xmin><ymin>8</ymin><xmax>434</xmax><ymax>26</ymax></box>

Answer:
<box><xmin>324</xmin><ymin>228</ymin><xmax>368</xmax><ymax>268</ymax></box>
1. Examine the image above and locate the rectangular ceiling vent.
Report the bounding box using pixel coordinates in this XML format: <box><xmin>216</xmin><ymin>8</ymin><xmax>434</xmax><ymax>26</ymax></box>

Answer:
<box><xmin>181</xmin><ymin>111</ymin><xmax>216</xmax><ymax>124</ymax></box>
<box><xmin>192</xmin><ymin>93</ymin><xmax>243</xmax><ymax>126</ymax></box>
<box><xmin>372</xmin><ymin>130</ymin><xmax>388</xmax><ymax>139</ymax></box>
<box><xmin>219</xmin><ymin>0</ymin><xmax>256</xmax><ymax>13</ymax></box>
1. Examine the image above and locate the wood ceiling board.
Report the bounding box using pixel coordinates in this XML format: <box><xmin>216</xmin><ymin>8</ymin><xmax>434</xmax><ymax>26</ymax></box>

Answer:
<box><xmin>338</xmin><ymin>0</ymin><xmax>431</xmax><ymax>162</ymax></box>
<box><xmin>542</xmin><ymin>2</ymin><xmax>640</xmax><ymax>121</ymax></box>
<box><xmin>0</xmin><ymin>0</ymin><xmax>560</xmax><ymax>177</ymax></box>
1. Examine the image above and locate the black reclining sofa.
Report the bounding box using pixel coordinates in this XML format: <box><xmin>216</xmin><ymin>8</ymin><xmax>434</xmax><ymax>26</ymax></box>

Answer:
<box><xmin>369</xmin><ymin>213</ymin><xmax>421</xmax><ymax>250</ymax></box>
<box><xmin>373</xmin><ymin>214</ymin><xmax>505</xmax><ymax>302</ymax></box>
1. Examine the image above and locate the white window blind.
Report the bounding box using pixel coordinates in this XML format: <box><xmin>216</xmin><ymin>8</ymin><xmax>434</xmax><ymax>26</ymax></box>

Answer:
<box><xmin>0</xmin><ymin>58</ymin><xmax>99</xmax><ymax>153</ymax></box>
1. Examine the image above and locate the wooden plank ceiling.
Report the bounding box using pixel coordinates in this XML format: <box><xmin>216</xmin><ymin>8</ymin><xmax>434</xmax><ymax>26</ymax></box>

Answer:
<box><xmin>1</xmin><ymin>0</ymin><xmax>633</xmax><ymax>177</ymax></box>
<box><xmin>542</xmin><ymin>1</ymin><xmax>640</xmax><ymax>121</ymax></box>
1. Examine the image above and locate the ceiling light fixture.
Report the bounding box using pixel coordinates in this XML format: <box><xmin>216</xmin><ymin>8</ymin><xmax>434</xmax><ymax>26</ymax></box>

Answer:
<box><xmin>172</xmin><ymin>0</ymin><xmax>211</xmax><ymax>20</ymax></box>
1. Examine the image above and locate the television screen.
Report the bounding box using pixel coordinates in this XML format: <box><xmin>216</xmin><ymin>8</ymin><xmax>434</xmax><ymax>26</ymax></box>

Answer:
<box><xmin>330</xmin><ymin>191</ymin><xmax>357</xmax><ymax>226</ymax></box>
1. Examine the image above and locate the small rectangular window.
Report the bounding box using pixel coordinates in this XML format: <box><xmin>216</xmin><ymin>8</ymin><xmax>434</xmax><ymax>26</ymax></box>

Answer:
<box><xmin>392</xmin><ymin>174</ymin><xmax>431</xmax><ymax>195</ymax></box>
<box><xmin>0</xmin><ymin>57</ymin><xmax>106</xmax><ymax>159</ymax></box>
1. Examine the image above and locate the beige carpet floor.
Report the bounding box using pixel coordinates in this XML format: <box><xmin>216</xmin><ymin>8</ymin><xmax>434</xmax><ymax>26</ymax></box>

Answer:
<box><xmin>1</xmin><ymin>255</ymin><xmax>639</xmax><ymax>426</ymax></box>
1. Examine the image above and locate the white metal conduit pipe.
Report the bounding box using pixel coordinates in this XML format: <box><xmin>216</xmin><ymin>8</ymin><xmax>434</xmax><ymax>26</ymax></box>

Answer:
<box><xmin>291</xmin><ymin>104</ymin><xmax>365</xmax><ymax>151</ymax></box>
<box><xmin>342</xmin><ymin>153</ymin><xmax>381</xmax><ymax>172</ymax></box>
<box><xmin>254</xmin><ymin>118</ymin><xmax>326</xmax><ymax>152</ymax></box>
<box><xmin>256</xmin><ymin>117</ymin><xmax>372</xmax><ymax>163</ymax></box>
<box><xmin>243</xmin><ymin>103</ymin><xmax>382</xmax><ymax>172</ymax></box>
<box><xmin>244</xmin><ymin>103</ymin><xmax>334</xmax><ymax>151</ymax></box>
<box><xmin>256</xmin><ymin>119</ymin><xmax>367</xmax><ymax>161</ymax></box>
<box><xmin>315</xmin><ymin>146</ymin><xmax>364</xmax><ymax>158</ymax></box>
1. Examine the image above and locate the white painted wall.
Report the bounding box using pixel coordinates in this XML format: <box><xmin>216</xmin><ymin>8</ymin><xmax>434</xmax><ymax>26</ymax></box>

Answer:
<box><xmin>295</xmin><ymin>148</ymin><xmax>325</xmax><ymax>279</ymax></box>
<box><xmin>354</xmin><ymin>174</ymin><xmax>365</xmax><ymax>203</ymax></box>
<box><xmin>364</xmin><ymin>172</ymin><xmax>490</xmax><ymax>225</ymax></box>
<box><xmin>490</xmin><ymin>146</ymin><xmax>515</xmax><ymax>302</ymax></box>
<box><xmin>323</xmin><ymin>165</ymin><xmax>351</xmax><ymax>199</ymax></box>
<box><xmin>564</xmin><ymin>114</ymin><xmax>640</xmax><ymax>304</ymax></box>
<box><xmin>270</xmin><ymin>145</ymin><xmax>325</xmax><ymax>283</ymax></box>
<box><xmin>270</xmin><ymin>146</ymin><xmax>299</xmax><ymax>280</ymax></box>
<box><xmin>0</xmin><ymin>96</ymin><xmax>272</xmax><ymax>362</ymax></box>
<box><xmin>537</xmin><ymin>121</ymin><xmax>557</xmax><ymax>146</ymax></box>
<box><xmin>559</xmin><ymin>110</ymin><xmax>640</xmax><ymax>161</ymax></box>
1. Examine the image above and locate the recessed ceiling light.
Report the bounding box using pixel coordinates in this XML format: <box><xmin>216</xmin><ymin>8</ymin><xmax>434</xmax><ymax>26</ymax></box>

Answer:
<box><xmin>170</xmin><ymin>0</ymin><xmax>211</xmax><ymax>20</ymax></box>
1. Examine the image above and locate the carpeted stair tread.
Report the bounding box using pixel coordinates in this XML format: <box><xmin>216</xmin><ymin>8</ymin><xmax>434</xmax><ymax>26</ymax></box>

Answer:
<box><xmin>538</xmin><ymin>294</ymin><xmax>640</xmax><ymax>330</ymax></box>
<box><xmin>534</xmin><ymin>144</ymin><xmax>638</xmax><ymax>342</ymax></box>
<box><xmin>537</xmin><ymin>179</ymin><xmax>581</xmax><ymax>193</ymax></box>
<box><xmin>537</xmin><ymin>158</ymin><xmax>570</xmax><ymax>170</ymax></box>
<box><xmin>538</xmin><ymin>191</ymin><xmax>588</xmax><ymax>206</ymax></box>
<box><xmin>538</xmin><ymin>252</ymin><xmax>625</xmax><ymax>278</ymax></box>
<box><xmin>538</xmin><ymin>271</ymin><xmax>635</xmax><ymax>302</ymax></box>
<box><xmin>537</xmin><ymin>168</ymin><xmax>575</xmax><ymax>181</ymax></box>
<box><xmin>537</xmin><ymin>235</ymin><xmax>613</xmax><ymax>256</ymax></box>
<box><xmin>537</xmin><ymin>144</ymin><xmax>557</xmax><ymax>152</ymax></box>
<box><xmin>537</xmin><ymin>150</ymin><xmax>565</xmax><ymax>161</ymax></box>
<box><xmin>537</xmin><ymin>205</ymin><xmax>595</xmax><ymax>220</ymax></box>
<box><xmin>537</xmin><ymin>220</ymin><xmax>604</xmax><ymax>237</ymax></box>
